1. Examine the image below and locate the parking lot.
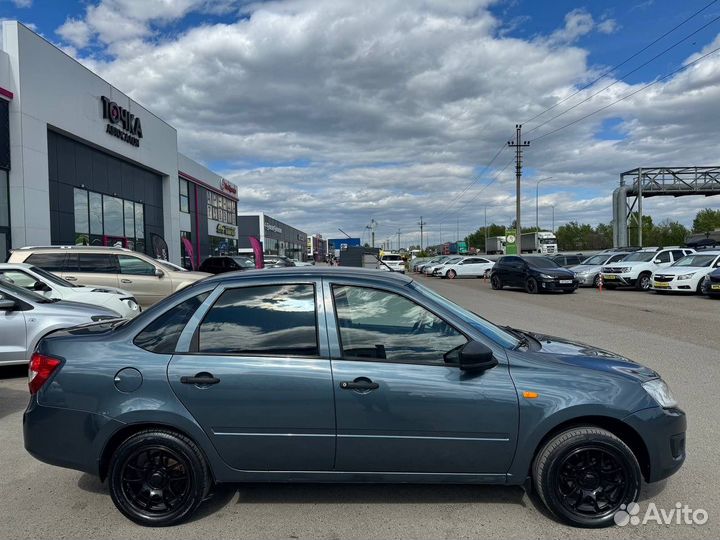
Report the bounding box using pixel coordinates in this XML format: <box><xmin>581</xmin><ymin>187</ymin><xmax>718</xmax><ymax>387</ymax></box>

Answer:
<box><xmin>1</xmin><ymin>275</ymin><xmax>718</xmax><ymax>539</ymax></box>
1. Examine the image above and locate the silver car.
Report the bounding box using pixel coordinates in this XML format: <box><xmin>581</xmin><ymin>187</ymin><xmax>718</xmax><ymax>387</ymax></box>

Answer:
<box><xmin>569</xmin><ymin>252</ymin><xmax>630</xmax><ymax>287</ymax></box>
<box><xmin>0</xmin><ymin>279</ymin><xmax>120</xmax><ymax>366</ymax></box>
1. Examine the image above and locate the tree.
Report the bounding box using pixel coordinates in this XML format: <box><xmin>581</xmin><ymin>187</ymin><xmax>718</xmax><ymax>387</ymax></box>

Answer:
<box><xmin>464</xmin><ymin>223</ymin><xmax>506</xmax><ymax>252</ymax></box>
<box><xmin>692</xmin><ymin>208</ymin><xmax>720</xmax><ymax>233</ymax></box>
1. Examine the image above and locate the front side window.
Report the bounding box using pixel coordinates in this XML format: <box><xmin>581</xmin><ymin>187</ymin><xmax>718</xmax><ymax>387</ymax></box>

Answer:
<box><xmin>332</xmin><ymin>285</ymin><xmax>467</xmax><ymax>365</ymax></box>
<box><xmin>198</xmin><ymin>284</ymin><xmax>318</xmax><ymax>356</ymax></box>
<box><xmin>119</xmin><ymin>255</ymin><xmax>156</xmax><ymax>275</ymax></box>
<box><xmin>656</xmin><ymin>251</ymin><xmax>671</xmax><ymax>264</ymax></box>
<box><xmin>135</xmin><ymin>292</ymin><xmax>210</xmax><ymax>353</ymax></box>
<box><xmin>0</xmin><ymin>270</ymin><xmax>37</xmax><ymax>288</ymax></box>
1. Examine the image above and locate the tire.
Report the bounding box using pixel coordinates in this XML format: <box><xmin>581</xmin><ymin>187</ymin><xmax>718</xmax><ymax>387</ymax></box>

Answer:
<box><xmin>525</xmin><ymin>277</ymin><xmax>539</xmax><ymax>294</ymax></box>
<box><xmin>108</xmin><ymin>429</ymin><xmax>211</xmax><ymax>527</ymax></box>
<box><xmin>446</xmin><ymin>269</ymin><xmax>457</xmax><ymax>279</ymax></box>
<box><xmin>533</xmin><ymin>426</ymin><xmax>641</xmax><ymax>528</ymax></box>
<box><xmin>592</xmin><ymin>275</ymin><xmax>601</xmax><ymax>288</ymax></box>
<box><xmin>490</xmin><ymin>274</ymin><xmax>503</xmax><ymax>290</ymax></box>
<box><xmin>636</xmin><ymin>273</ymin><xmax>652</xmax><ymax>291</ymax></box>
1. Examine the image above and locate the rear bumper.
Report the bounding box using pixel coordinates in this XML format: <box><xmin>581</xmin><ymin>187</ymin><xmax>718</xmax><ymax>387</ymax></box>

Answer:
<box><xmin>623</xmin><ymin>406</ymin><xmax>686</xmax><ymax>483</ymax></box>
<box><xmin>23</xmin><ymin>397</ymin><xmax>121</xmax><ymax>476</ymax></box>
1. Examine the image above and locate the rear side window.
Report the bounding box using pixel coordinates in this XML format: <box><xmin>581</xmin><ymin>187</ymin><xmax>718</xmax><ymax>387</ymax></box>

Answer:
<box><xmin>197</xmin><ymin>284</ymin><xmax>318</xmax><ymax>356</ymax></box>
<box><xmin>65</xmin><ymin>253</ymin><xmax>119</xmax><ymax>273</ymax></box>
<box><xmin>25</xmin><ymin>253</ymin><xmax>67</xmax><ymax>272</ymax></box>
<box><xmin>134</xmin><ymin>292</ymin><xmax>210</xmax><ymax>353</ymax></box>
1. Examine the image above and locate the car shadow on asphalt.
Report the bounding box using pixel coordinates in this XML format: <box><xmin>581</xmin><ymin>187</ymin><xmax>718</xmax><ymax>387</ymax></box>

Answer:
<box><xmin>0</xmin><ymin>385</ymin><xmax>29</xmax><ymax>421</ymax></box>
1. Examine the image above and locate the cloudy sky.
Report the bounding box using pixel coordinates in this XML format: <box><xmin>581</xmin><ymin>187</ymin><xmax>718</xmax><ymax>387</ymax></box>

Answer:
<box><xmin>3</xmin><ymin>0</ymin><xmax>720</xmax><ymax>247</ymax></box>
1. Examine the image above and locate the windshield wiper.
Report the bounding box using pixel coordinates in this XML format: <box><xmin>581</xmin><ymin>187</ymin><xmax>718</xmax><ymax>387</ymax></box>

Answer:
<box><xmin>501</xmin><ymin>325</ymin><xmax>529</xmax><ymax>349</ymax></box>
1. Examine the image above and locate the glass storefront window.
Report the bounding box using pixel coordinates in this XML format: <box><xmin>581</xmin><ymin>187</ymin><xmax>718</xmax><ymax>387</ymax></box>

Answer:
<box><xmin>103</xmin><ymin>195</ymin><xmax>123</xmax><ymax>237</ymax></box>
<box><xmin>124</xmin><ymin>200</ymin><xmax>135</xmax><ymax>238</ymax></box>
<box><xmin>206</xmin><ymin>189</ymin><xmax>236</xmax><ymax>226</ymax></box>
<box><xmin>1</xmin><ymin>170</ymin><xmax>10</xmax><ymax>228</ymax></box>
<box><xmin>179</xmin><ymin>178</ymin><xmax>189</xmax><ymax>213</ymax></box>
<box><xmin>73</xmin><ymin>188</ymin><xmax>88</xmax><ymax>234</ymax></box>
<box><xmin>89</xmin><ymin>192</ymin><xmax>103</xmax><ymax>234</ymax></box>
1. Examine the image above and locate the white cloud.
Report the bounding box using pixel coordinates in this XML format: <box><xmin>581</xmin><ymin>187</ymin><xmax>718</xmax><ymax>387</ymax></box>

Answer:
<box><xmin>56</xmin><ymin>18</ymin><xmax>92</xmax><ymax>48</ymax></box>
<box><xmin>12</xmin><ymin>0</ymin><xmax>32</xmax><ymax>7</ymax></box>
<box><xmin>53</xmin><ymin>0</ymin><xmax>720</xmax><ymax>242</ymax></box>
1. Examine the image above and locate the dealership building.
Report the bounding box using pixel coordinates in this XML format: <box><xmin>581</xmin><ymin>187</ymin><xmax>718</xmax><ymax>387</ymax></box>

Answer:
<box><xmin>236</xmin><ymin>212</ymin><xmax>308</xmax><ymax>261</ymax></box>
<box><xmin>0</xmin><ymin>21</ymin><xmax>239</xmax><ymax>267</ymax></box>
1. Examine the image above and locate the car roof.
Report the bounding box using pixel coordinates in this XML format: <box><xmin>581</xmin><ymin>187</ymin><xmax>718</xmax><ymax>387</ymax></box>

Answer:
<box><xmin>12</xmin><ymin>245</ymin><xmax>134</xmax><ymax>253</ymax></box>
<box><xmin>203</xmin><ymin>266</ymin><xmax>414</xmax><ymax>285</ymax></box>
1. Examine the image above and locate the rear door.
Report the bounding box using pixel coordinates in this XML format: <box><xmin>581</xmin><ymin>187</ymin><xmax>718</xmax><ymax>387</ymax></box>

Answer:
<box><xmin>168</xmin><ymin>280</ymin><xmax>336</xmax><ymax>471</ymax></box>
<box><xmin>62</xmin><ymin>253</ymin><xmax>120</xmax><ymax>289</ymax></box>
<box><xmin>327</xmin><ymin>281</ymin><xmax>518</xmax><ymax>474</ymax></box>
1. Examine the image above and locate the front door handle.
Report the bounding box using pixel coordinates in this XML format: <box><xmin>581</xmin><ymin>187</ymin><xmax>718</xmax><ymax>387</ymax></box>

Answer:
<box><xmin>340</xmin><ymin>378</ymin><xmax>379</xmax><ymax>391</ymax></box>
<box><xmin>64</xmin><ymin>276</ymin><xmax>77</xmax><ymax>282</ymax></box>
<box><xmin>180</xmin><ymin>373</ymin><xmax>221</xmax><ymax>386</ymax></box>
<box><xmin>120</xmin><ymin>279</ymin><xmax>133</xmax><ymax>284</ymax></box>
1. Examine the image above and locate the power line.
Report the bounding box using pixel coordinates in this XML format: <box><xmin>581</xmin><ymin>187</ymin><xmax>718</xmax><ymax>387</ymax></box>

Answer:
<box><xmin>447</xmin><ymin>156</ymin><xmax>515</xmax><ymax>217</ymax></box>
<box><xmin>530</xmin><ymin>42</ymin><xmax>720</xmax><ymax>143</ymax></box>
<box><xmin>523</xmin><ymin>0</ymin><xmax>719</xmax><ymax>127</ymax></box>
<box><xmin>525</xmin><ymin>11</ymin><xmax>720</xmax><ymax>136</ymax></box>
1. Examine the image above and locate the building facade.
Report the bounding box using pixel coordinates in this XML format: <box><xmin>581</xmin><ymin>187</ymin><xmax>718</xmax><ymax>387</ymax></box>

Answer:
<box><xmin>237</xmin><ymin>212</ymin><xmax>308</xmax><ymax>261</ymax></box>
<box><xmin>0</xmin><ymin>21</ymin><xmax>237</xmax><ymax>265</ymax></box>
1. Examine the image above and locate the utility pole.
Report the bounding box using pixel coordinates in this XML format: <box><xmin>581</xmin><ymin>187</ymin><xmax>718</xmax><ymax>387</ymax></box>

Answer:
<box><xmin>456</xmin><ymin>217</ymin><xmax>459</xmax><ymax>242</ymax></box>
<box><xmin>418</xmin><ymin>216</ymin><xmax>427</xmax><ymax>251</ymax></box>
<box><xmin>508</xmin><ymin>124</ymin><xmax>530</xmax><ymax>236</ymax></box>
<box><xmin>637</xmin><ymin>167</ymin><xmax>643</xmax><ymax>247</ymax></box>
<box><xmin>397</xmin><ymin>229</ymin><xmax>401</xmax><ymax>252</ymax></box>
<box><xmin>366</xmin><ymin>219</ymin><xmax>377</xmax><ymax>248</ymax></box>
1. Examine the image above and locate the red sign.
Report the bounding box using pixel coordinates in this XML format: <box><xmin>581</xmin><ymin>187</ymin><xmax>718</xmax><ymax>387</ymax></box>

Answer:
<box><xmin>221</xmin><ymin>178</ymin><xmax>237</xmax><ymax>195</ymax></box>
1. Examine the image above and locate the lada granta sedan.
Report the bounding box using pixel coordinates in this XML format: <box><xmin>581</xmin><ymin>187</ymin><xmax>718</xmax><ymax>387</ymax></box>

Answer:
<box><xmin>23</xmin><ymin>267</ymin><xmax>685</xmax><ymax>528</ymax></box>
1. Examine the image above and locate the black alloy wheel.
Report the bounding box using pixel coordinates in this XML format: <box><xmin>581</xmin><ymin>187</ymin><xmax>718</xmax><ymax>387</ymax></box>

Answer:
<box><xmin>534</xmin><ymin>426</ymin><xmax>641</xmax><ymax>528</ymax></box>
<box><xmin>526</xmin><ymin>277</ymin><xmax>539</xmax><ymax>294</ymax></box>
<box><xmin>490</xmin><ymin>274</ymin><xmax>503</xmax><ymax>290</ymax></box>
<box><xmin>109</xmin><ymin>430</ymin><xmax>211</xmax><ymax>527</ymax></box>
<box><xmin>447</xmin><ymin>269</ymin><xmax>457</xmax><ymax>279</ymax></box>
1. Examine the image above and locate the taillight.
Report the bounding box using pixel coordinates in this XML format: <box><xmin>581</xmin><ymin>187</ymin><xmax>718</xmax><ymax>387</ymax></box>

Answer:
<box><xmin>28</xmin><ymin>352</ymin><xmax>61</xmax><ymax>394</ymax></box>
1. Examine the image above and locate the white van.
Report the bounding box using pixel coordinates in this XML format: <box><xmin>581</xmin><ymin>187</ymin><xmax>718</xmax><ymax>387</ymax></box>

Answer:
<box><xmin>377</xmin><ymin>253</ymin><xmax>406</xmax><ymax>273</ymax></box>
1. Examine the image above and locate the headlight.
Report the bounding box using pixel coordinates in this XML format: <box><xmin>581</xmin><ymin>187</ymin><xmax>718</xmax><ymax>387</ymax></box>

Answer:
<box><xmin>122</xmin><ymin>297</ymin><xmax>139</xmax><ymax>311</ymax></box>
<box><xmin>676</xmin><ymin>273</ymin><xmax>695</xmax><ymax>281</ymax></box>
<box><xmin>539</xmin><ymin>273</ymin><xmax>555</xmax><ymax>279</ymax></box>
<box><xmin>642</xmin><ymin>379</ymin><xmax>678</xmax><ymax>408</ymax></box>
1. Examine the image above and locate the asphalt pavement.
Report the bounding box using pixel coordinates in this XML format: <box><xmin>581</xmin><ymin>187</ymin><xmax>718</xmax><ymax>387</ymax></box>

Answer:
<box><xmin>0</xmin><ymin>275</ymin><xmax>717</xmax><ymax>539</ymax></box>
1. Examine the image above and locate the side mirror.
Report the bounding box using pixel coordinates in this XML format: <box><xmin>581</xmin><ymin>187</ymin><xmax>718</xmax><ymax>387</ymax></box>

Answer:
<box><xmin>0</xmin><ymin>298</ymin><xmax>16</xmax><ymax>311</ymax></box>
<box><xmin>458</xmin><ymin>341</ymin><xmax>498</xmax><ymax>372</ymax></box>
<box><xmin>155</xmin><ymin>268</ymin><xmax>164</xmax><ymax>278</ymax></box>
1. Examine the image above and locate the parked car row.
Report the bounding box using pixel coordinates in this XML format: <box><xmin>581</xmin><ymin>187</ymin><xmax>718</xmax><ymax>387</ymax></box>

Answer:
<box><xmin>412</xmin><ymin>255</ymin><xmax>495</xmax><ymax>278</ymax></box>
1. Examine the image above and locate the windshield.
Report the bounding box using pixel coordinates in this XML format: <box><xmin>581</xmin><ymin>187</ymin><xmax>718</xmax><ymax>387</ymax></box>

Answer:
<box><xmin>442</xmin><ymin>257</ymin><xmax>462</xmax><ymax>264</ymax></box>
<box><xmin>526</xmin><ymin>257</ymin><xmax>560</xmax><ymax>268</ymax></box>
<box><xmin>0</xmin><ymin>280</ymin><xmax>53</xmax><ymax>303</ymax></box>
<box><xmin>671</xmin><ymin>254</ymin><xmax>718</xmax><ymax>267</ymax></box>
<box><xmin>581</xmin><ymin>254</ymin><xmax>613</xmax><ymax>265</ymax></box>
<box><xmin>411</xmin><ymin>282</ymin><xmax>519</xmax><ymax>349</ymax></box>
<box><xmin>539</xmin><ymin>237</ymin><xmax>556</xmax><ymax>244</ymax></box>
<box><xmin>30</xmin><ymin>266</ymin><xmax>78</xmax><ymax>288</ymax></box>
<box><xmin>232</xmin><ymin>257</ymin><xmax>256</xmax><ymax>268</ymax></box>
<box><xmin>623</xmin><ymin>252</ymin><xmax>656</xmax><ymax>262</ymax></box>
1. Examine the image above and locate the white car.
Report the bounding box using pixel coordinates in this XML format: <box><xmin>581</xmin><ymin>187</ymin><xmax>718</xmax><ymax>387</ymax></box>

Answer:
<box><xmin>0</xmin><ymin>263</ymin><xmax>140</xmax><ymax>318</ymax></box>
<box><xmin>651</xmin><ymin>250</ymin><xmax>720</xmax><ymax>293</ymax></box>
<box><xmin>426</xmin><ymin>256</ymin><xmax>463</xmax><ymax>275</ymax></box>
<box><xmin>440</xmin><ymin>256</ymin><xmax>495</xmax><ymax>279</ymax></box>
<box><xmin>377</xmin><ymin>253</ymin><xmax>406</xmax><ymax>273</ymax></box>
<box><xmin>601</xmin><ymin>248</ymin><xmax>695</xmax><ymax>291</ymax></box>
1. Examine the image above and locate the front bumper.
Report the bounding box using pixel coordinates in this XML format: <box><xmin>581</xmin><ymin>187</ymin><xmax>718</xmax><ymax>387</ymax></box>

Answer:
<box><xmin>575</xmin><ymin>273</ymin><xmax>597</xmax><ymax>286</ymax></box>
<box><xmin>602</xmin><ymin>273</ymin><xmax>635</xmax><ymax>286</ymax></box>
<box><xmin>623</xmin><ymin>406</ymin><xmax>686</xmax><ymax>483</ymax></box>
<box><xmin>701</xmin><ymin>280</ymin><xmax>720</xmax><ymax>296</ymax></box>
<box><xmin>651</xmin><ymin>279</ymin><xmax>696</xmax><ymax>292</ymax></box>
<box><xmin>538</xmin><ymin>278</ymin><xmax>578</xmax><ymax>291</ymax></box>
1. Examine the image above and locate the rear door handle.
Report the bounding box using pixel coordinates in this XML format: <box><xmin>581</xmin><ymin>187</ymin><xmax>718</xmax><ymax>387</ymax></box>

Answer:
<box><xmin>340</xmin><ymin>378</ymin><xmax>379</xmax><ymax>391</ymax></box>
<box><xmin>64</xmin><ymin>276</ymin><xmax>77</xmax><ymax>282</ymax></box>
<box><xmin>180</xmin><ymin>373</ymin><xmax>221</xmax><ymax>386</ymax></box>
<box><xmin>120</xmin><ymin>279</ymin><xmax>133</xmax><ymax>284</ymax></box>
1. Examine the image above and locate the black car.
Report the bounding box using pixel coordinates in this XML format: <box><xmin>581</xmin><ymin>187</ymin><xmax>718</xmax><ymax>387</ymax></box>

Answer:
<box><xmin>263</xmin><ymin>255</ymin><xmax>296</xmax><ymax>268</ymax></box>
<box><xmin>551</xmin><ymin>254</ymin><xmax>584</xmax><ymax>267</ymax></box>
<box><xmin>701</xmin><ymin>267</ymin><xmax>720</xmax><ymax>298</ymax></box>
<box><xmin>199</xmin><ymin>256</ymin><xmax>255</xmax><ymax>275</ymax></box>
<box><xmin>490</xmin><ymin>255</ymin><xmax>578</xmax><ymax>294</ymax></box>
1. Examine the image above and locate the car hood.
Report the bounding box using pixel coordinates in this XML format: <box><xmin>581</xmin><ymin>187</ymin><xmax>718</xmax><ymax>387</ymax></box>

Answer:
<box><xmin>654</xmin><ymin>266</ymin><xmax>709</xmax><ymax>275</ymax></box>
<box><xmin>569</xmin><ymin>264</ymin><xmax>602</xmax><ymax>273</ymax></box>
<box><xmin>519</xmin><ymin>329</ymin><xmax>659</xmax><ymax>382</ymax></box>
<box><xmin>44</xmin><ymin>299</ymin><xmax>120</xmax><ymax>318</ymax></box>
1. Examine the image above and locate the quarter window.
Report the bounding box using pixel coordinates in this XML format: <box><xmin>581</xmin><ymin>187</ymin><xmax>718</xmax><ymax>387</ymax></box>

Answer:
<box><xmin>134</xmin><ymin>292</ymin><xmax>210</xmax><ymax>353</ymax></box>
<box><xmin>332</xmin><ymin>285</ymin><xmax>467</xmax><ymax>365</ymax></box>
<box><xmin>198</xmin><ymin>284</ymin><xmax>318</xmax><ymax>356</ymax></box>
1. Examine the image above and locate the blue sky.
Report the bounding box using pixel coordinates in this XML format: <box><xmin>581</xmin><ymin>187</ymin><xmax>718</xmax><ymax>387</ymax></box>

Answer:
<box><xmin>3</xmin><ymin>0</ymin><xmax>720</xmax><ymax>243</ymax></box>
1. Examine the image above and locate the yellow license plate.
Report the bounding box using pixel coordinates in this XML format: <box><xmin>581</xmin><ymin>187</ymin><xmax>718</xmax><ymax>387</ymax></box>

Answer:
<box><xmin>654</xmin><ymin>282</ymin><xmax>670</xmax><ymax>288</ymax></box>
<box><xmin>711</xmin><ymin>284</ymin><xmax>720</xmax><ymax>290</ymax></box>
<box><xmin>604</xmin><ymin>274</ymin><xmax>617</xmax><ymax>280</ymax></box>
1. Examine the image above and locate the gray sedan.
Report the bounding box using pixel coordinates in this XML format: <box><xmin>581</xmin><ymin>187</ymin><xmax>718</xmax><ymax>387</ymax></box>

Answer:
<box><xmin>569</xmin><ymin>252</ymin><xmax>631</xmax><ymax>287</ymax></box>
<box><xmin>0</xmin><ymin>279</ymin><xmax>120</xmax><ymax>366</ymax></box>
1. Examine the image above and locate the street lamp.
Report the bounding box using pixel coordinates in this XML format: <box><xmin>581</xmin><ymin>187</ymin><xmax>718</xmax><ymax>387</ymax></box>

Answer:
<box><xmin>551</xmin><ymin>204</ymin><xmax>555</xmax><ymax>233</ymax></box>
<box><xmin>535</xmin><ymin>177</ymin><xmax>553</xmax><ymax>231</ymax></box>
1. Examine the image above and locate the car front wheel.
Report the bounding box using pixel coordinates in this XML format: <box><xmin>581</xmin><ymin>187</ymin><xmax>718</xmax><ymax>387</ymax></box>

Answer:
<box><xmin>636</xmin><ymin>273</ymin><xmax>652</xmax><ymax>291</ymax></box>
<box><xmin>526</xmin><ymin>277</ymin><xmax>539</xmax><ymax>294</ymax></box>
<box><xmin>533</xmin><ymin>426</ymin><xmax>641</xmax><ymax>528</ymax></box>
<box><xmin>108</xmin><ymin>429</ymin><xmax>211</xmax><ymax>527</ymax></box>
<box><xmin>446</xmin><ymin>269</ymin><xmax>457</xmax><ymax>279</ymax></box>
<box><xmin>490</xmin><ymin>274</ymin><xmax>503</xmax><ymax>290</ymax></box>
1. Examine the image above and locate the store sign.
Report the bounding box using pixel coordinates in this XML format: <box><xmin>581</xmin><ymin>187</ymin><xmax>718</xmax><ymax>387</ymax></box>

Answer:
<box><xmin>101</xmin><ymin>96</ymin><xmax>143</xmax><ymax>147</ymax></box>
<box><xmin>505</xmin><ymin>229</ymin><xmax>518</xmax><ymax>255</ymax></box>
<box><xmin>216</xmin><ymin>223</ymin><xmax>236</xmax><ymax>236</ymax></box>
<box><xmin>265</xmin><ymin>222</ymin><xmax>282</xmax><ymax>234</ymax></box>
<box><xmin>220</xmin><ymin>178</ymin><xmax>237</xmax><ymax>196</ymax></box>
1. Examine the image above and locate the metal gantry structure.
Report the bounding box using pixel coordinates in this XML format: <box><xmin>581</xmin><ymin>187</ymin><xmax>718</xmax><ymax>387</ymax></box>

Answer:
<box><xmin>613</xmin><ymin>166</ymin><xmax>720</xmax><ymax>247</ymax></box>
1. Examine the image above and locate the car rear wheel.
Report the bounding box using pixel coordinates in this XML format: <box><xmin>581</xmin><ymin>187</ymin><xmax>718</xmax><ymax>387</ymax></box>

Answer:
<box><xmin>490</xmin><ymin>274</ymin><xmax>503</xmax><ymax>290</ymax></box>
<box><xmin>526</xmin><ymin>277</ymin><xmax>539</xmax><ymax>294</ymax></box>
<box><xmin>636</xmin><ymin>273</ymin><xmax>652</xmax><ymax>291</ymax></box>
<box><xmin>446</xmin><ymin>269</ymin><xmax>457</xmax><ymax>279</ymax></box>
<box><xmin>533</xmin><ymin>426</ymin><xmax>641</xmax><ymax>528</ymax></box>
<box><xmin>108</xmin><ymin>430</ymin><xmax>211</xmax><ymax>527</ymax></box>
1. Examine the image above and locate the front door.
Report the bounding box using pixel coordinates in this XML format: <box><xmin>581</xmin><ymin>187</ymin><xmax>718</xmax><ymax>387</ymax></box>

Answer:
<box><xmin>0</xmin><ymin>291</ymin><xmax>27</xmax><ymax>365</ymax></box>
<box><xmin>168</xmin><ymin>281</ymin><xmax>335</xmax><ymax>471</ymax></box>
<box><xmin>117</xmin><ymin>254</ymin><xmax>172</xmax><ymax>307</ymax></box>
<box><xmin>328</xmin><ymin>283</ymin><xmax>518</xmax><ymax>474</ymax></box>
